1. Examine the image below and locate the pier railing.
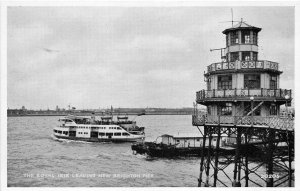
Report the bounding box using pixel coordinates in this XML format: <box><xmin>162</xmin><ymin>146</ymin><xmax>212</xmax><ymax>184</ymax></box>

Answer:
<box><xmin>192</xmin><ymin>114</ymin><xmax>294</xmax><ymax>131</ymax></box>
<box><xmin>207</xmin><ymin>60</ymin><xmax>280</xmax><ymax>73</ymax></box>
<box><xmin>196</xmin><ymin>88</ymin><xmax>292</xmax><ymax>102</ymax></box>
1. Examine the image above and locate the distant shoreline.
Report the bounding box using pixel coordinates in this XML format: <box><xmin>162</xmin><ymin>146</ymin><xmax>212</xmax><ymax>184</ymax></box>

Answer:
<box><xmin>7</xmin><ymin>108</ymin><xmax>195</xmax><ymax>117</ymax></box>
<box><xmin>7</xmin><ymin>113</ymin><xmax>192</xmax><ymax>117</ymax></box>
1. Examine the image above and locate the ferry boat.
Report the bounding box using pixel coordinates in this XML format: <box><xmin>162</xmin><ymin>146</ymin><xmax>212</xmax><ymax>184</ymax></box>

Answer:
<box><xmin>53</xmin><ymin>113</ymin><xmax>145</xmax><ymax>142</ymax></box>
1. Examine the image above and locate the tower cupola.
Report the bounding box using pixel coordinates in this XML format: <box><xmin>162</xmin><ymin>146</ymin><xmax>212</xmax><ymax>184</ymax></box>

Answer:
<box><xmin>223</xmin><ymin>19</ymin><xmax>261</xmax><ymax>62</ymax></box>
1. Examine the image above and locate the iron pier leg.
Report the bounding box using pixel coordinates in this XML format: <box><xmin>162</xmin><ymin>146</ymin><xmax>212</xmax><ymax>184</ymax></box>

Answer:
<box><xmin>266</xmin><ymin>130</ymin><xmax>275</xmax><ymax>187</ymax></box>
<box><xmin>205</xmin><ymin>128</ymin><xmax>213</xmax><ymax>187</ymax></box>
<box><xmin>244</xmin><ymin>129</ymin><xmax>249</xmax><ymax>187</ymax></box>
<box><xmin>287</xmin><ymin>131</ymin><xmax>293</xmax><ymax>187</ymax></box>
<box><xmin>213</xmin><ymin>127</ymin><xmax>221</xmax><ymax>187</ymax></box>
<box><xmin>232</xmin><ymin>127</ymin><xmax>241</xmax><ymax>187</ymax></box>
<box><xmin>198</xmin><ymin>127</ymin><xmax>207</xmax><ymax>187</ymax></box>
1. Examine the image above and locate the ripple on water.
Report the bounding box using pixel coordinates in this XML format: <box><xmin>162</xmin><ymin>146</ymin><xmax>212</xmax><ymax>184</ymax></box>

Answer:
<box><xmin>7</xmin><ymin>116</ymin><xmax>275</xmax><ymax>187</ymax></box>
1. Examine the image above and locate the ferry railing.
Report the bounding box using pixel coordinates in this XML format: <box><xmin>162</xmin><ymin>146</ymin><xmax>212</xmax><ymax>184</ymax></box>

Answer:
<box><xmin>207</xmin><ymin>60</ymin><xmax>280</xmax><ymax>73</ymax></box>
<box><xmin>192</xmin><ymin>114</ymin><xmax>294</xmax><ymax>131</ymax></box>
<box><xmin>196</xmin><ymin>88</ymin><xmax>292</xmax><ymax>101</ymax></box>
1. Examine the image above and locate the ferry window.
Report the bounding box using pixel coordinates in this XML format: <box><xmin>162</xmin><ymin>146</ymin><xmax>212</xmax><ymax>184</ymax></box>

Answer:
<box><xmin>114</xmin><ymin>133</ymin><xmax>121</xmax><ymax>136</ymax></box>
<box><xmin>58</xmin><ymin>131</ymin><xmax>62</xmax><ymax>134</ymax></box>
<box><xmin>253</xmin><ymin>32</ymin><xmax>258</xmax><ymax>45</ymax></box>
<box><xmin>270</xmin><ymin>104</ymin><xmax>278</xmax><ymax>115</ymax></box>
<box><xmin>242</xmin><ymin>52</ymin><xmax>251</xmax><ymax>61</ymax></box>
<box><xmin>244</xmin><ymin>74</ymin><xmax>260</xmax><ymax>89</ymax></box>
<box><xmin>242</xmin><ymin>30</ymin><xmax>250</xmax><ymax>44</ymax></box>
<box><xmin>218</xmin><ymin>103</ymin><xmax>232</xmax><ymax>116</ymax></box>
<box><xmin>253</xmin><ymin>52</ymin><xmax>258</xmax><ymax>61</ymax></box>
<box><xmin>244</xmin><ymin>102</ymin><xmax>261</xmax><ymax>116</ymax></box>
<box><xmin>230</xmin><ymin>31</ymin><xmax>239</xmax><ymax>45</ymax></box>
<box><xmin>230</xmin><ymin>52</ymin><xmax>239</xmax><ymax>62</ymax></box>
<box><xmin>197</xmin><ymin>139</ymin><xmax>200</xmax><ymax>142</ymax></box>
<box><xmin>117</xmin><ymin>127</ymin><xmax>121</xmax><ymax>130</ymax></box>
<box><xmin>218</xmin><ymin>75</ymin><xmax>232</xmax><ymax>90</ymax></box>
<box><xmin>270</xmin><ymin>75</ymin><xmax>277</xmax><ymax>89</ymax></box>
<box><xmin>106</xmin><ymin>133</ymin><xmax>113</xmax><ymax>136</ymax></box>
<box><xmin>99</xmin><ymin>132</ymin><xmax>105</xmax><ymax>136</ymax></box>
<box><xmin>176</xmin><ymin>140</ymin><xmax>180</xmax><ymax>142</ymax></box>
<box><xmin>122</xmin><ymin>132</ymin><xmax>129</xmax><ymax>136</ymax></box>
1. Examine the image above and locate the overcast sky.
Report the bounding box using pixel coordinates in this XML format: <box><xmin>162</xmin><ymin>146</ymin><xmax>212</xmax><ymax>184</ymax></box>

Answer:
<box><xmin>7</xmin><ymin>6</ymin><xmax>294</xmax><ymax>110</ymax></box>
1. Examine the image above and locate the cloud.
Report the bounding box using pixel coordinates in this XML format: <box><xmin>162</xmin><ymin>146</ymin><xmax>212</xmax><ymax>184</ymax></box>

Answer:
<box><xmin>7</xmin><ymin>7</ymin><xmax>295</xmax><ymax>109</ymax></box>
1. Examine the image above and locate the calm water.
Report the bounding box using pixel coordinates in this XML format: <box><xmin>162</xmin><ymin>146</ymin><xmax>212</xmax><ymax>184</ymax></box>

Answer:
<box><xmin>7</xmin><ymin>115</ymin><xmax>285</xmax><ymax>187</ymax></box>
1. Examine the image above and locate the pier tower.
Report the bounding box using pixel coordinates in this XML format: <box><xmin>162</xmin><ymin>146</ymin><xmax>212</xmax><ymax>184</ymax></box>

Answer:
<box><xmin>193</xmin><ymin>20</ymin><xmax>294</xmax><ymax>187</ymax></box>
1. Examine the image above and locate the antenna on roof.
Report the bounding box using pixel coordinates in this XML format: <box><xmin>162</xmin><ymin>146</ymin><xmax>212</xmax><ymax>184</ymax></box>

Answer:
<box><xmin>219</xmin><ymin>8</ymin><xmax>239</xmax><ymax>26</ymax></box>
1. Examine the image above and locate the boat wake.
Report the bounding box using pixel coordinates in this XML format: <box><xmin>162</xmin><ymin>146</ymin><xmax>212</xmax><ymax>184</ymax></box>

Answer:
<box><xmin>51</xmin><ymin>135</ymin><xmax>92</xmax><ymax>144</ymax></box>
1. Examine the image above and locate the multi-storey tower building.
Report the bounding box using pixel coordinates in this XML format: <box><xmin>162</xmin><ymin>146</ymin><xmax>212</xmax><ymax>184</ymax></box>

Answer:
<box><xmin>192</xmin><ymin>20</ymin><xmax>294</xmax><ymax>187</ymax></box>
<box><xmin>193</xmin><ymin>20</ymin><xmax>292</xmax><ymax>127</ymax></box>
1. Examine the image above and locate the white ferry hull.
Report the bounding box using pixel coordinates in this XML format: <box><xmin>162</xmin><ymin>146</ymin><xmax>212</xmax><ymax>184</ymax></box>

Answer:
<box><xmin>53</xmin><ymin>134</ymin><xmax>144</xmax><ymax>142</ymax></box>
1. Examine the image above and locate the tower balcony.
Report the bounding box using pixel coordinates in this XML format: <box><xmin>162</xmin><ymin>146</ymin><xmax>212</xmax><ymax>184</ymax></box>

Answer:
<box><xmin>196</xmin><ymin>88</ymin><xmax>292</xmax><ymax>103</ymax></box>
<box><xmin>206</xmin><ymin>60</ymin><xmax>281</xmax><ymax>75</ymax></box>
<box><xmin>192</xmin><ymin>114</ymin><xmax>294</xmax><ymax>131</ymax></box>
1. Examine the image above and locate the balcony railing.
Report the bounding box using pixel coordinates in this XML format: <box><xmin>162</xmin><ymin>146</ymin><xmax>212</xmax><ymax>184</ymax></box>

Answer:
<box><xmin>196</xmin><ymin>88</ymin><xmax>292</xmax><ymax>101</ymax></box>
<box><xmin>192</xmin><ymin>114</ymin><xmax>294</xmax><ymax>131</ymax></box>
<box><xmin>207</xmin><ymin>60</ymin><xmax>280</xmax><ymax>73</ymax></box>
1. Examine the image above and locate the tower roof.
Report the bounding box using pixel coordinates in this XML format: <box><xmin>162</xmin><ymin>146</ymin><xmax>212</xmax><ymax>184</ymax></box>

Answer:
<box><xmin>222</xmin><ymin>20</ymin><xmax>262</xmax><ymax>34</ymax></box>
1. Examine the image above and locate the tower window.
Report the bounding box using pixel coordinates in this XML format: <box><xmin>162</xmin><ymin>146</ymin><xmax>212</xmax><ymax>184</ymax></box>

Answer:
<box><xmin>207</xmin><ymin>106</ymin><xmax>212</xmax><ymax>115</ymax></box>
<box><xmin>270</xmin><ymin>75</ymin><xmax>277</xmax><ymax>89</ymax></box>
<box><xmin>230</xmin><ymin>31</ymin><xmax>239</xmax><ymax>45</ymax></box>
<box><xmin>207</xmin><ymin>78</ymin><xmax>211</xmax><ymax>90</ymax></box>
<box><xmin>253</xmin><ymin>52</ymin><xmax>258</xmax><ymax>61</ymax></box>
<box><xmin>218</xmin><ymin>75</ymin><xmax>232</xmax><ymax>90</ymax></box>
<box><xmin>242</xmin><ymin>30</ymin><xmax>250</xmax><ymax>44</ymax></box>
<box><xmin>270</xmin><ymin>104</ymin><xmax>278</xmax><ymax>115</ymax></box>
<box><xmin>244</xmin><ymin>74</ymin><xmax>260</xmax><ymax>89</ymax></box>
<box><xmin>218</xmin><ymin>103</ymin><xmax>232</xmax><ymax>116</ymax></box>
<box><xmin>230</xmin><ymin>52</ymin><xmax>239</xmax><ymax>62</ymax></box>
<box><xmin>226</xmin><ymin>34</ymin><xmax>229</xmax><ymax>47</ymax></box>
<box><xmin>242</xmin><ymin>52</ymin><xmax>251</xmax><ymax>61</ymax></box>
<box><xmin>253</xmin><ymin>32</ymin><xmax>258</xmax><ymax>45</ymax></box>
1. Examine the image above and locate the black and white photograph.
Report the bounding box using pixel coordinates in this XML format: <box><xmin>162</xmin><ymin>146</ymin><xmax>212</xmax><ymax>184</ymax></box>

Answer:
<box><xmin>0</xmin><ymin>1</ymin><xmax>298</xmax><ymax>189</ymax></box>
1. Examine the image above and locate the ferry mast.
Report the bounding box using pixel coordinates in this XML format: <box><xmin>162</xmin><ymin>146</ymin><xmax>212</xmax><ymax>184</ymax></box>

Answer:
<box><xmin>193</xmin><ymin>20</ymin><xmax>294</xmax><ymax>187</ymax></box>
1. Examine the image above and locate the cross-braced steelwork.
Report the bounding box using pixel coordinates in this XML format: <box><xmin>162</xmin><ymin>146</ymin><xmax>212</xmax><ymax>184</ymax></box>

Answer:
<box><xmin>194</xmin><ymin>122</ymin><xmax>294</xmax><ymax>187</ymax></box>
